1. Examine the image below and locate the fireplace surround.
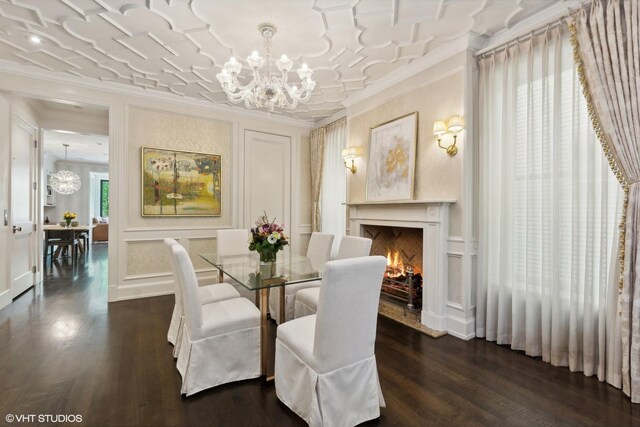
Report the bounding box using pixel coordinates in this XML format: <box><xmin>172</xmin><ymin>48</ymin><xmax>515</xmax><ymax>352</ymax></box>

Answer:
<box><xmin>347</xmin><ymin>200</ymin><xmax>453</xmax><ymax>333</ymax></box>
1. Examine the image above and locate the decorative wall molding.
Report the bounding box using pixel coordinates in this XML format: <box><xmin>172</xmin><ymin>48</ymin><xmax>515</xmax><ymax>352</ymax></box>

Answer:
<box><xmin>0</xmin><ymin>289</ymin><xmax>11</xmax><ymax>311</ymax></box>
<box><xmin>446</xmin><ymin>303</ymin><xmax>476</xmax><ymax>340</ymax></box>
<box><xmin>0</xmin><ymin>61</ymin><xmax>316</xmax><ymax>128</ymax></box>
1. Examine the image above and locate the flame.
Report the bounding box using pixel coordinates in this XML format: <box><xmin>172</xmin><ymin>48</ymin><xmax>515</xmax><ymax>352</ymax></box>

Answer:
<box><xmin>386</xmin><ymin>250</ymin><xmax>405</xmax><ymax>278</ymax></box>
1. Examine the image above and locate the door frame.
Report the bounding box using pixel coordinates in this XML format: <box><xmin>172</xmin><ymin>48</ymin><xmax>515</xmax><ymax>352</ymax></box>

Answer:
<box><xmin>9</xmin><ymin>110</ymin><xmax>39</xmax><ymax>299</ymax></box>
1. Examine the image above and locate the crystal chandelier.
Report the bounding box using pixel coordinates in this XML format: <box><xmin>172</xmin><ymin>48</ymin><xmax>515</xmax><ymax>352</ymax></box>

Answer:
<box><xmin>216</xmin><ymin>23</ymin><xmax>315</xmax><ymax>112</ymax></box>
<box><xmin>50</xmin><ymin>144</ymin><xmax>81</xmax><ymax>195</ymax></box>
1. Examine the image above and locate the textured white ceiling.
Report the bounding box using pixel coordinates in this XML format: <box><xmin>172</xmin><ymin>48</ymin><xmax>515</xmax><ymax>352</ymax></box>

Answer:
<box><xmin>0</xmin><ymin>0</ymin><xmax>564</xmax><ymax>121</ymax></box>
<box><xmin>43</xmin><ymin>129</ymin><xmax>109</xmax><ymax>164</ymax></box>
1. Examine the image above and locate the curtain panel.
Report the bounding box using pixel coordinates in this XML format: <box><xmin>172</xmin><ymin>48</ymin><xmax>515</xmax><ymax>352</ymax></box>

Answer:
<box><xmin>309</xmin><ymin>127</ymin><xmax>326</xmax><ymax>232</ymax></box>
<box><xmin>321</xmin><ymin>118</ymin><xmax>347</xmax><ymax>257</ymax></box>
<box><xmin>477</xmin><ymin>24</ymin><xmax>623</xmax><ymax>387</ymax></box>
<box><xmin>571</xmin><ymin>0</ymin><xmax>640</xmax><ymax>402</ymax></box>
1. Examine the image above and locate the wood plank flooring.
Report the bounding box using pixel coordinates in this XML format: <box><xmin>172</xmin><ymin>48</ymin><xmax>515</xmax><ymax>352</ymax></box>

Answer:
<box><xmin>0</xmin><ymin>244</ymin><xmax>638</xmax><ymax>426</ymax></box>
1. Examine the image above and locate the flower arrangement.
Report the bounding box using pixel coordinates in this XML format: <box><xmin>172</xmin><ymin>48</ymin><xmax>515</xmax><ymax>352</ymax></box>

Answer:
<box><xmin>63</xmin><ymin>211</ymin><xmax>77</xmax><ymax>227</ymax></box>
<box><xmin>249</xmin><ymin>212</ymin><xmax>288</xmax><ymax>263</ymax></box>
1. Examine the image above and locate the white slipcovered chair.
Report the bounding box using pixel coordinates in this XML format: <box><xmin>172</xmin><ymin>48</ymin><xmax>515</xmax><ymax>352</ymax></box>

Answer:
<box><xmin>165</xmin><ymin>238</ymin><xmax>241</xmax><ymax>357</ymax></box>
<box><xmin>269</xmin><ymin>232</ymin><xmax>334</xmax><ymax>323</ymax></box>
<box><xmin>216</xmin><ymin>229</ymin><xmax>255</xmax><ymax>301</ymax></box>
<box><xmin>294</xmin><ymin>236</ymin><xmax>373</xmax><ymax>318</ymax></box>
<box><xmin>275</xmin><ymin>256</ymin><xmax>387</xmax><ymax>426</ymax></box>
<box><xmin>171</xmin><ymin>244</ymin><xmax>261</xmax><ymax>396</ymax></box>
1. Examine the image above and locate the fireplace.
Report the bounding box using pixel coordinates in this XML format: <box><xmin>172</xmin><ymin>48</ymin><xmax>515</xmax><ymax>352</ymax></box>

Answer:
<box><xmin>347</xmin><ymin>200</ymin><xmax>452</xmax><ymax>333</ymax></box>
<box><xmin>363</xmin><ymin>225</ymin><xmax>423</xmax><ymax>310</ymax></box>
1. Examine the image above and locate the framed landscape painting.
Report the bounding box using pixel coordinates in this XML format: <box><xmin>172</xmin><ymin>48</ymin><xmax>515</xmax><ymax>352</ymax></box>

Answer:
<box><xmin>365</xmin><ymin>112</ymin><xmax>418</xmax><ymax>202</ymax></box>
<box><xmin>141</xmin><ymin>147</ymin><xmax>221</xmax><ymax>216</ymax></box>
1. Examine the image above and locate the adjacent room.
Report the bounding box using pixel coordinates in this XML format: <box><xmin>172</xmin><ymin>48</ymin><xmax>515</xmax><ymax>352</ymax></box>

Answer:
<box><xmin>0</xmin><ymin>0</ymin><xmax>638</xmax><ymax>426</ymax></box>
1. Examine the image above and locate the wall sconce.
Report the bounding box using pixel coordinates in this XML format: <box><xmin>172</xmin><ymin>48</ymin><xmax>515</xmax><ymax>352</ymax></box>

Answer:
<box><xmin>341</xmin><ymin>147</ymin><xmax>358</xmax><ymax>174</ymax></box>
<box><xmin>433</xmin><ymin>115</ymin><xmax>464</xmax><ymax>157</ymax></box>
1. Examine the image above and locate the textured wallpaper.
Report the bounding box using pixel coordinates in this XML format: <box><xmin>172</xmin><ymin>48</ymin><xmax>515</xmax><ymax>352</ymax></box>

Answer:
<box><xmin>347</xmin><ymin>71</ymin><xmax>464</xmax><ymax>235</ymax></box>
<box><xmin>126</xmin><ymin>240</ymin><xmax>172</xmax><ymax>277</ymax></box>
<box><xmin>127</xmin><ymin>107</ymin><xmax>232</xmax><ymax>229</ymax></box>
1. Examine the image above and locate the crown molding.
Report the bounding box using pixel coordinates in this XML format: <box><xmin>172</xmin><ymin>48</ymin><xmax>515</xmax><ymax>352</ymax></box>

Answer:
<box><xmin>341</xmin><ymin>36</ymin><xmax>470</xmax><ymax>109</ymax></box>
<box><xmin>0</xmin><ymin>60</ymin><xmax>316</xmax><ymax>130</ymax></box>
<box><xmin>316</xmin><ymin>109</ymin><xmax>346</xmax><ymax>128</ymax></box>
<box><xmin>475</xmin><ymin>0</ymin><xmax>585</xmax><ymax>55</ymax></box>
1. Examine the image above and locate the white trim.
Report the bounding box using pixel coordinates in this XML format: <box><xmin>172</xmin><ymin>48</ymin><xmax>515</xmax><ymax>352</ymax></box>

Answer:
<box><xmin>0</xmin><ymin>288</ymin><xmax>11</xmax><ymax>311</ymax></box>
<box><xmin>123</xmin><ymin>226</ymin><xmax>231</xmax><ymax>233</ymax></box>
<box><xmin>0</xmin><ymin>61</ymin><xmax>316</xmax><ymax>129</ymax></box>
<box><xmin>446</xmin><ymin>305</ymin><xmax>476</xmax><ymax>340</ymax></box>
<box><xmin>342</xmin><ymin>37</ymin><xmax>470</xmax><ymax>108</ymax></box>
<box><xmin>475</xmin><ymin>0</ymin><xmax>585</xmax><ymax>56</ymax></box>
<box><xmin>316</xmin><ymin>110</ymin><xmax>347</xmax><ymax>128</ymax></box>
<box><xmin>298</xmin><ymin>224</ymin><xmax>312</xmax><ymax>236</ymax></box>
<box><xmin>115</xmin><ymin>281</ymin><xmax>174</xmax><ymax>301</ymax></box>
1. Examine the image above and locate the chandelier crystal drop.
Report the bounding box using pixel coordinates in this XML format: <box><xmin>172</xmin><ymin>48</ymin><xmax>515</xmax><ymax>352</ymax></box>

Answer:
<box><xmin>216</xmin><ymin>23</ymin><xmax>315</xmax><ymax>112</ymax></box>
<box><xmin>50</xmin><ymin>144</ymin><xmax>81</xmax><ymax>195</ymax></box>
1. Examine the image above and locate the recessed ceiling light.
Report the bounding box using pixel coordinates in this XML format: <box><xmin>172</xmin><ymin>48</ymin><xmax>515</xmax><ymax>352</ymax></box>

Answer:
<box><xmin>29</xmin><ymin>35</ymin><xmax>42</xmax><ymax>44</ymax></box>
<box><xmin>97</xmin><ymin>142</ymin><xmax>103</xmax><ymax>145</ymax></box>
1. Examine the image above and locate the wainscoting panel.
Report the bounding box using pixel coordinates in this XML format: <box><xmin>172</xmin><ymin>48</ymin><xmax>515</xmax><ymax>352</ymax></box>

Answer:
<box><xmin>126</xmin><ymin>239</ymin><xmax>171</xmax><ymax>277</ymax></box>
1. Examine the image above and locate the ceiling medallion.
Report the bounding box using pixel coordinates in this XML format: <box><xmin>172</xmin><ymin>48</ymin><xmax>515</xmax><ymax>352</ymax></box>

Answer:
<box><xmin>216</xmin><ymin>23</ymin><xmax>315</xmax><ymax>112</ymax></box>
<box><xmin>50</xmin><ymin>144</ymin><xmax>81</xmax><ymax>195</ymax></box>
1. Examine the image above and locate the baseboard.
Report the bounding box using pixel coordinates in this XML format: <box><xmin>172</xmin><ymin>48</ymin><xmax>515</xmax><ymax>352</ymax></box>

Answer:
<box><xmin>114</xmin><ymin>279</ymin><xmax>174</xmax><ymax>301</ymax></box>
<box><xmin>446</xmin><ymin>304</ymin><xmax>476</xmax><ymax>340</ymax></box>
<box><xmin>421</xmin><ymin>311</ymin><xmax>447</xmax><ymax>333</ymax></box>
<box><xmin>0</xmin><ymin>288</ymin><xmax>11</xmax><ymax>311</ymax></box>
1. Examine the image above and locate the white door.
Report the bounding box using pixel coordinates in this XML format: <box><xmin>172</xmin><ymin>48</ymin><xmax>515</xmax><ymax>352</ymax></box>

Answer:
<box><xmin>243</xmin><ymin>130</ymin><xmax>291</xmax><ymax>234</ymax></box>
<box><xmin>10</xmin><ymin>114</ymin><xmax>37</xmax><ymax>299</ymax></box>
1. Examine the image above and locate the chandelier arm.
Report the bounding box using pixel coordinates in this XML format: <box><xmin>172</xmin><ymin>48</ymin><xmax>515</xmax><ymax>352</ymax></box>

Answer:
<box><xmin>227</xmin><ymin>74</ymin><xmax>258</xmax><ymax>93</ymax></box>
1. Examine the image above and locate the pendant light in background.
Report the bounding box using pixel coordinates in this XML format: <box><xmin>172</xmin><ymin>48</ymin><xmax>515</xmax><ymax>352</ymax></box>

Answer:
<box><xmin>50</xmin><ymin>144</ymin><xmax>81</xmax><ymax>195</ymax></box>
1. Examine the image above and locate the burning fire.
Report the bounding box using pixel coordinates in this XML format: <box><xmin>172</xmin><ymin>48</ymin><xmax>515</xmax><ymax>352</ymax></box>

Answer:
<box><xmin>385</xmin><ymin>249</ymin><xmax>422</xmax><ymax>278</ymax></box>
<box><xmin>386</xmin><ymin>250</ymin><xmax>405</xmax><ymax>278</ymax></box>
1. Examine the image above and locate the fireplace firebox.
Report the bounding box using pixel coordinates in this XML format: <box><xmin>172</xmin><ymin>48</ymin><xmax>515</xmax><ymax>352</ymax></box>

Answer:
<box><xmin>363</xmin><ymin>225</ymin><xmax>423</xmax><ymax>311</ymax></box>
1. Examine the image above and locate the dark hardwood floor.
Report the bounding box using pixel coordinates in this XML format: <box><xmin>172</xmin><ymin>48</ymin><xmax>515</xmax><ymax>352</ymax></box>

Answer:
<box><xmin>0</xmin><ymin>244</ymin><xmax>638</xmax><ymax>426</ymax></box>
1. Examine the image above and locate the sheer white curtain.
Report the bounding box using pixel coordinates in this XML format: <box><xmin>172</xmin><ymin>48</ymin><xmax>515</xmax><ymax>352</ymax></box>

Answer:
<box><xmin>477</xmin><ymin>25</ymin><xmax>623</xmax><ymax>386</ymax></box>
<box><xmin>321</xmin><ymin>118</ymin><xmax>347</xmax><ymax>256</ymax></box>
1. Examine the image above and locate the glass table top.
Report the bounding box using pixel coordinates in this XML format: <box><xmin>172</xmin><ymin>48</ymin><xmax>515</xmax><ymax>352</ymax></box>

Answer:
<box><xmin>199</xmin><ymin>253</ymin><xmax>322</xmax><ymax>291</ymax></box>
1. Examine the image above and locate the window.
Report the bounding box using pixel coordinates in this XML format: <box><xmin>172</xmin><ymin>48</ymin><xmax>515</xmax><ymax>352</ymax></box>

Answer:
<box><xmin>100</xmin><ymin>179</ymin><xmax>109</xmax><ymax>217</ymax></box>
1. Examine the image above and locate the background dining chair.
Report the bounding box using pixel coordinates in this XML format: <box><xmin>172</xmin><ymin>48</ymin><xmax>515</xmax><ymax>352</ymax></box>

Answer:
<box><xmin>216</xmin><ymin>228</ymin><xmax>254</xmax><ymax>301</ymax></box>
<box><xmin>268</xmin><ymin>232</ymin><xmax>334</xmax><ymax>323</ymax></box>
<box><xmin>164</xmin><ymin>238</ymin><xmax>241</xmax><ymax>357</ymax></box>
<box><xmin>275</xmin><ymin>256</ymin><xmax>387</xmax><ymax>426</ymax></box>
<box><xmin>172</xmin><ymin>244</ymin><xmax>260</xmax><ymax>396</ymax></box>
<box><xmin>293</xmin><ymin>235</ymin><xmax>373</xmax><ymax>318</ymax></box>
<box><xmin>45</xmin><ymin>230</ymin><xmax>78</xmax><ymax>261</ymax></box>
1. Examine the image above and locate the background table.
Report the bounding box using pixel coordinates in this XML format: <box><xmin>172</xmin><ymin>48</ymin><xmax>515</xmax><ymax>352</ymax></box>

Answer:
<box><xmin>43</xmin><ymin>224</ymin><xmax>95</xmax><ymax>258</ymax></box>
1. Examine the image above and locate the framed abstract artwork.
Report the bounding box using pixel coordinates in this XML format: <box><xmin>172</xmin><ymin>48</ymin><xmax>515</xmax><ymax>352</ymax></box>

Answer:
<box><xmin>365</xmin><ymin>112</ymin><xmax>418</xmax><ymax>202</ymax></box>
<box><xmin>141</xmin><ymin>147</ymin><xmax>221</xmax><ymax>216</ymax></box>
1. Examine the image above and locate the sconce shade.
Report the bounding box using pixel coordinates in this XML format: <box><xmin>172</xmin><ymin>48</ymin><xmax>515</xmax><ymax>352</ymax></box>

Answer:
<box><xmin>342</xmin><ymin>147</ymin><xmax>358</xmax><ymax>159</ymax></box>
<box><xmin>447</xmin><ymin>115</ymin><xmax>463</xmax><ymax>133</ymax></box>
<box><xmin>433</xmin><ymin>120</ymin><xmax>447</xmax><ymax>136</ymax></box>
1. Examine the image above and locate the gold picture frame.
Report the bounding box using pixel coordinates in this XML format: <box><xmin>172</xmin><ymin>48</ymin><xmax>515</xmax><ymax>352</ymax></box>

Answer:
<box><xmin>365</xmin><ymin>112</ymin><xmax>418</xmax><ymax>202</ymax></box>
<box><xmin>141</xmin><ymin>146</ymin><xmax>222</xmax><ymax>217</ymax></box>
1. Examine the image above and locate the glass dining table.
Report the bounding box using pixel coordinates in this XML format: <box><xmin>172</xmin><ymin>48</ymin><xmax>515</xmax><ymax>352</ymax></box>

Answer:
<box><xmin>199</xmin><ymin>252</ymin><xmax>322</xmax><ymax>381</ymax></box>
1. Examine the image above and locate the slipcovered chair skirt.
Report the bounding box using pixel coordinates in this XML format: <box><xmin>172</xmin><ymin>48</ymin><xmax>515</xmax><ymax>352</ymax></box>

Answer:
<box><xmin>275</xmin><ymin>256</ymin><xmax>386</xmax><ymax>426</ymax></box>
<box><xmin>171</xmin><ymin>244</ymin><xmax>260</xmax><ymax>395</ymax></box>
<box><xmin>165</xmin><ymin>238</ymin><xmax>240</xmax><ymax>357</ymax></box>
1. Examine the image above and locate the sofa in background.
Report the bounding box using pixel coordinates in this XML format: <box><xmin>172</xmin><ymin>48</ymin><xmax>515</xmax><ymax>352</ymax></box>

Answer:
<box><xmin>92</xmin><ymin>217</ymin><xmax>108</xmax><ymax>242</ymax></box>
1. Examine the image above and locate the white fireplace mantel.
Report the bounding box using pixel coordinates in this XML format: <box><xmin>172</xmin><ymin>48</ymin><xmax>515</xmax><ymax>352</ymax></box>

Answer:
<box><xmin>347</xmin><ymin>199</ymin><xmax>454</xmax><ymax>333</ymax></box>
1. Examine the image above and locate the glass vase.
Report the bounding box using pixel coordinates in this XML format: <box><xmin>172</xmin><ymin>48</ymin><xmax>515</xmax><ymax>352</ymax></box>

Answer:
<box><xmin>65</xmin><ymin>219</ymin><xmax>71</xmax><ymax>228</ymax></box>
<box><xmin>259</xmin><ymin>251</ymin><xmax>277</xmax><ymax>264</ymax></box>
